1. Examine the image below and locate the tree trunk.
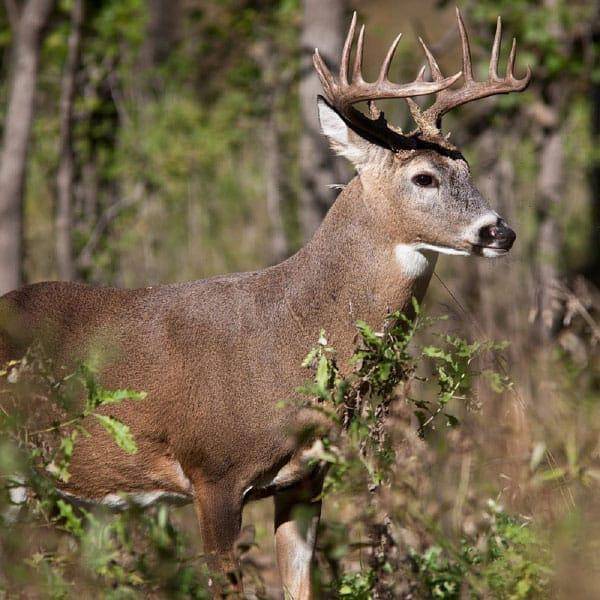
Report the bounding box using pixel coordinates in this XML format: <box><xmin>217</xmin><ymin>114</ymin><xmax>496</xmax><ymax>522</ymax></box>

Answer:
<box><xmin>255</xmin><ymin>38</ymin><xmax>288</xmax><ymax>264</ymax></box>
<box><xmin>534</xmin><ymin>127</ymin><xmax>564</xmax><ymax>341</ymax></box>
<box><xmin>299</xmin><ymin>0</ymin><xmax>348</xmax><ymax>240</ymax></box>
<box><xmin>140</xmin><ymin>0</ymin><xmax>181</xmax><ymax>71</ymax></box>
<box><xmin>586</xmin><ymin>12</ymin><xmax>600</xmax><ymax>284</ymax></box>
<box><xmin>0</xmin><ymin>0</ymin><xmax>54</xmax><ymax>294</ymax></box>
<box><xmin>264</xmin><ymin>105</ymin><xmax>288</xmax><ymax>264</ymax></box>
<box><xmin>532</xmin><ymin>0</ymin><xmax>566</xmax><ymax>342</ymax></box>
<box><xmin>55</xmin><ymin>0</ymin><xmax>83</xmax><ymax>281</ymax></box>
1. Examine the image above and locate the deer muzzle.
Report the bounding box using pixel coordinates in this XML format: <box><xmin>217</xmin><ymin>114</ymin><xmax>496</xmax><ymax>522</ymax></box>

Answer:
<box><xmin>470</xmin><ymin>217</ymin><xmax>516</xmax><ymax>256</ymax></box>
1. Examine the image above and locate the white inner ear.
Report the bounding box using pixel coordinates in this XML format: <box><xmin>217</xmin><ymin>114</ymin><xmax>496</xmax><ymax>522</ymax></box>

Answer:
<box><xmin>316</xmin><ymin>97</ymin><xmax>370</xmax><ymax>167</ymax></box>
<box><xmin>317</xmin><ymin>98</ymin><xmax>349</xmax><ymax>147</ymax></box>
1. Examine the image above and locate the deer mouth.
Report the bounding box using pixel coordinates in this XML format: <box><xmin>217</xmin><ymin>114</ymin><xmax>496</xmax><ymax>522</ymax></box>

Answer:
<box><xmin>470</xmin><ymin>244</ymin><xmax>510</xmax><ymax>257</ymax></box>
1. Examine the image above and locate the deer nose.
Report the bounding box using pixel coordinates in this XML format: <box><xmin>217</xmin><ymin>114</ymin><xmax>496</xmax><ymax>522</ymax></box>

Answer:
<box><xmin>479</xmin><ymin>221</ymin><xmax>516</xmax><ymax>249</ymax></box>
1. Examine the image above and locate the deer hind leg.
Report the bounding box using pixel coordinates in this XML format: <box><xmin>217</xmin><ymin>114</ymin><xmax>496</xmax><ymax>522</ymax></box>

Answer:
<box><xmin>193</xmin><ymin>482</ymin><xmax>244</xmax><ymax>596</ymax></box>
<box><xmin>274</xmin><ymin>470</ymin><xmax>324</xmax><ymax>600</ymax></box>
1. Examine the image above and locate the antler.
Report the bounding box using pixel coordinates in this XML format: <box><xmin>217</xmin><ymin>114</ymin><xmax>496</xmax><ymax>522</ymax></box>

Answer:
<box><xmin>409</xmin><ymin>8</ymin><xmax>532</xmax><ymax>134</ymax></box>
<box><xmin>313</xmin><ymin>12</ymin><xmax>461</xmax><ymax>145</ymax></box>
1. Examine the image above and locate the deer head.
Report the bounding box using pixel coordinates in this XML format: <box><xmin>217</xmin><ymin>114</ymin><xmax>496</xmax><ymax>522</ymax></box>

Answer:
<box><xmin>313</xmin><ymin>9</ymin><xmax>530</xmax><ymax>267</ymax></box>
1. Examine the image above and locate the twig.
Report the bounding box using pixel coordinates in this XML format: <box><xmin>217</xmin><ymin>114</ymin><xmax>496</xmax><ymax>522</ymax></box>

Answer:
<box><xmin>30</xmin><ymin>415</ymin><xmax>83</xmax><ymax>436</ymax></box>
<box><xmin>76</xmin><ymin>191</ymin><xmax>139</xmax><ymax>268</ymax></box>
<box><xmin>553</xmin><ymin>280</ymin><xmax>600</xmax><ymax>342</ymax></box>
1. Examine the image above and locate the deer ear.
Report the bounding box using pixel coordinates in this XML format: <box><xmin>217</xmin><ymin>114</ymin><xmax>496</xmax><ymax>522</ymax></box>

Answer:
<box><xmin>316</xmin><ymin>96</ymin><xmax>380</xmax><ymax>169</ymax></box>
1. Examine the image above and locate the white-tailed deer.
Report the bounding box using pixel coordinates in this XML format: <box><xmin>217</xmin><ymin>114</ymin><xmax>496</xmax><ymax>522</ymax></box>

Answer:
<box><xmin>0</xmin><ymin>9</ymin><xmax>529</xmax><ymax>598</ymax></box>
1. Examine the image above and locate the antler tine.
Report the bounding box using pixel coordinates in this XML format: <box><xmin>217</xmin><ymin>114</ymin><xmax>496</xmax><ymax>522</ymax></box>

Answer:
<box><xmin>378</xmin><ymin>33</ymin><xmax>403</xmax><ymax>83</ymax></box>
<box><xmin>507</xmin><ymin>37</ymin><xmax>517</xmax><ymax>79</ymax></box>
<box><xmin>352</xmin><ymin>25</ymin><xmax>366</xmax><ymax>84</ymax></box>
<box><xmin>489</xmin><ymin>16</ymin><xmax>502</xmax><ymax>81</ymax></box>
<box><xmin>313</xmin><ymin>49</ymin><xmax>336</xmax><ymax>101</ymax></box>
<box><xmin>418</xmin><ymin>38</ymin><xmax>444</xmax><ymax>81</ymax></box>
<box><xmin>415</xmin><ymin>8</ymin><xmax>532</xmax><ymax>132</ymax></box>
<box><xmin>339</xmin><ymin>11</ymin><xmax>357</xmax><ymax>85</ymax></box>
<box><xmin>455</xmin><ymin>7</ymin><xmax>474</xmax><ymax>82</ymax></box>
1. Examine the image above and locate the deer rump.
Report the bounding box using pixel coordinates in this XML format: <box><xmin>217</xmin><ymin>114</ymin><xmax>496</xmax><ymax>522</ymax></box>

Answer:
<box><xmin>0</xmin><ymin>275</ymin><xmax>324</xmax><ymax>509</ymax></box>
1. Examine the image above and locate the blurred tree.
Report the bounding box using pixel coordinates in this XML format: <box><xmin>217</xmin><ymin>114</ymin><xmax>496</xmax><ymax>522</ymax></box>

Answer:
<box><xmin>532</xmin><ymin>0</ymin><xmax>568</xmax><ymax>342</ymax></box>
<box><xmin>55</xmin><ymin>0</ymin><xmax>84</xmax><ymax>281</ymax></box>
<box><xmin>0</xmin><ymin>0</ymin><xmax>54</xmax><ymax>294</ymax></box>
<box><xmin>140</xmin><ymin>0</ymin><xmax>181</xmax><ymax>71</ymax></box>
<box><xmin>585</xmin><ymin>5</ymin><xmax>599</xmax><ymax>285</ymax></box>
<box><xmin>431</xmin><ymin>0</ymin><xmax>599</xmax><ymax>508</ymax></box>
<box><xmin>299</xmin><ymin>0</ymin><xmax>348</xmax><ymax>240</ymax></box>
<box><xmin>254</xmin><ymin>35</ymin><xmax>289</xmax><ymax>263</ymax></box>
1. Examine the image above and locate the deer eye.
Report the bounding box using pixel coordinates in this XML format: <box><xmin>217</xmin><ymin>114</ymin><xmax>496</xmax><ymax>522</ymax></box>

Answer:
<box><xmin>412</xmin><ymin>173</ymin><xmax>438</xmax><ymax>188</ymax></box>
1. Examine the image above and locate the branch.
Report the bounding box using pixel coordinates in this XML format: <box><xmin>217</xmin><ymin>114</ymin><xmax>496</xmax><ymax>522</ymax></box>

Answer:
<box><xmin>76</xmin><ymin>187</ymin><xmax>141</xmax><ymax>269</ymax></box>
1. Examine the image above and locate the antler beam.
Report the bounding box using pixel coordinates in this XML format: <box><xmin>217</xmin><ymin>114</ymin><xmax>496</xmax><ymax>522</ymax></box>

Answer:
<box><xmin>409</xmin><ymin>8</ymin><xmax>532</xmax><ymax>134</ymax></box>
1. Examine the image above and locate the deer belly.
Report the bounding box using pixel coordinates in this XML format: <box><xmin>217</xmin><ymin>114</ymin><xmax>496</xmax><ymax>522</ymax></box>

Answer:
<box><xmin>58</xmin><ymin>488</ymin><xmax>193</xmax><ymax>510</ymax></box>
<box><xmin>7</xmin><ymin>456</ymin><xmax>195</xmax><ymax>514</ymax></box>
<box><xmin>66</xmin><ymin>455</ymin><xmax>194</xmax><ymax>509</ymax></box>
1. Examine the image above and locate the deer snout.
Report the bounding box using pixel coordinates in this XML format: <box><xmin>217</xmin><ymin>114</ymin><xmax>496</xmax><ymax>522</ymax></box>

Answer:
<box><xmin>467</xmin><ymin>216</ymin><xmax>517</xmax><ymax>257</ymax></box>
<box><xmin>478</xmin><ymin>220</ymin><xmax>516</xmax><ymax>250</ymax></box>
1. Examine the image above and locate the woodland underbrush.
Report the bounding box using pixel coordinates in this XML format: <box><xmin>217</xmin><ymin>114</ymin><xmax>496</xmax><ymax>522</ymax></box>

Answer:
<box><xmin>0</xmin><ymin>300</ymin><xmax>598</xmax><ymax>599</ymax></box>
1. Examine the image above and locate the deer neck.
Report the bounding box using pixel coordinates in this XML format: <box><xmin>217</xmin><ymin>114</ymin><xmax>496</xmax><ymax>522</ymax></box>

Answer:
<box><xmin>284</xmin><ymin>176</ymin><xmax>437</xmax><ymax>360</ymax></box>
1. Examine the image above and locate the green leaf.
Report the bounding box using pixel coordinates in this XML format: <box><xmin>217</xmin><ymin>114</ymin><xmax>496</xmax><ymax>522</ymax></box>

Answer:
<box><xmin>56</xmin><ymin>499</ymin><xmax>85</xmax><ymax>538</ymax></box>
<box><xmin>94</xmin><ymin>414</ymin><xmax>138</xmax><ymax>454</ymax></box>
<box><xmin>356</xmin><ymin>320</ymin><xmax>381</xmax><ymax>347</ymax></box>
<box><xmin>378</xmin><ymin>361</ymin><xmax>392</xmax><ymax>381</ymax></box>
<box><xmin>95</xmin><ymin>388</ymin><xmax>147</xmax><ymax>405</ymax></box>
<box><xmin>422</xmin><ymin>346</ymin><xmax>453</xmax><ymax>362</ymax></box>
<box><xmin>316</xmin><ymin>354</ymin><xmax>330</xmax><ymax>398</ymax></box>
<box><xmin>301</xmin><ymin>347</ymin><xmax>319</xmax><ymax>368</ymax></box>
<box><xmin>539</xmin><ymin>467</ymin><xmax>566</xmax><ymax>482</ymax></box>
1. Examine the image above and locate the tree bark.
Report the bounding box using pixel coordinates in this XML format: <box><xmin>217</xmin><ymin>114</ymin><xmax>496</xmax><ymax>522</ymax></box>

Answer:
<box><xmin>264</xmin><ymin>104</ymin><xmax>288</xmax><ymax>264</ymax></box>
<box><xmin>299</xmin><ymin>0</ymin><xmax>348</xmax><ymax>240</ymax></box>
<box><xmin>531</xmin><ymin>0</ymin><xmax>566</xmax><ymax>342</ymax></box>
<box><xmin>0</xmin><ymin>0</ymin><xmax>54</xmax><ymax>294</ymax></box>
<box><xmin>55</xmin><ymin>0</ymin><xmax>83</xmax><ymax>281</ymax></box>
<box><xmin>255</xmin><ymin>37</ymin><xmax>288</xmax><ymax>264</ymax></box>
<box><xmin>534</xmin><ymin>125</ymin><xmax>564</xmax><ymax>341</ymax></box>
<box><xmin>140</xmin><ymin>0</ymin><xmax>181</xmax><ymax>71</ymax></box>
<box><xmin>586</xmin><ymin>11</ymin><xmax>600</xmax><ymax>285</ymax></box>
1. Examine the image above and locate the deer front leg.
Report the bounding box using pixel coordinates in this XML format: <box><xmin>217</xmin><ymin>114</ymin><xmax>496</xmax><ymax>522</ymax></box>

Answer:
<box><xmin>274</xmin><ymin>472</ymin><xmax>324</xmax><ymax>600</ymax></box>
<box><xmin>194</xmin><ymin>482</ymin><xmax>243</xmax><ymax>596</ymax></box>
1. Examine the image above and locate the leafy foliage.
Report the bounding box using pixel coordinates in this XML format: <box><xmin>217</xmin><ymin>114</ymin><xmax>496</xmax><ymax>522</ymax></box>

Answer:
<box><xmin>298</xmin><ymin>303</ymin><xmax>553</xmax><ymax>598</ymax></box>
<box><xmin>0</xmin><ymin>348</ymin><xmax>215</xmax><ymax>597</ymax></box>
<box><xmin>411</xmin><ymin>502</ymin><xmax>552</xmax><ymax>599</ymax></box>
<box><xmin>300</xmin><ymin>300</ymin><xmax>508</xmax><ymax>493</ymax></box>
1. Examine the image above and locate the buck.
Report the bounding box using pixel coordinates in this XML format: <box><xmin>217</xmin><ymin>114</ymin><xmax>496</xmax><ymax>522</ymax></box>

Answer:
<box><xmin>0</xmin><ymin>9</ymin><xmax>529</xmax><ymax>598</ymax></box>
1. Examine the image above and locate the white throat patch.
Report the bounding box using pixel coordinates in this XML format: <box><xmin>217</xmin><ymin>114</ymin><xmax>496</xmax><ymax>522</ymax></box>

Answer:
<box><xmin>394</xmin><ymin>243</ymin><xmax>468</xmax><ymax>278</ymax></box>
<box><xmin>394</xmin><ymin>244</ymin><xmax>431</xmax><ymax>278</ymax></box>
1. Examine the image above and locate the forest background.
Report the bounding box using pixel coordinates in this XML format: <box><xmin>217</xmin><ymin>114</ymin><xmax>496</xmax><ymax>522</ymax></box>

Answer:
<box><xmin>0</xmin><ymin>0</ymin><xmax>598</xmax><ymax>598</ymax></box>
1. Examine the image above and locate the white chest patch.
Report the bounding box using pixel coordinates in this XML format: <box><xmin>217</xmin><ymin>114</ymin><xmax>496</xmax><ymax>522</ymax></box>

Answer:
<box><xmin>394</xmin><ymin>244</ymin><xmax>431</xmax><ymax>278</ymax></box>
